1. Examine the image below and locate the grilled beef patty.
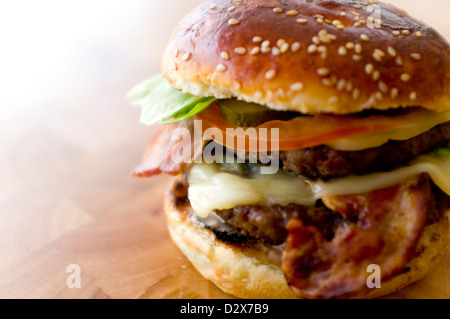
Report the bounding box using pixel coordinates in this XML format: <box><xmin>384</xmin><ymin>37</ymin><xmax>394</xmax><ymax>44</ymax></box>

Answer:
<box><xmin>214</xmin><ymin>175</ymin><xmax>449</xmax><ymax>245</ymax></box>
<box><xmin>280</xmin><ymin>122</ymin><xmax>450</xmax><ymax>179</ymax></box>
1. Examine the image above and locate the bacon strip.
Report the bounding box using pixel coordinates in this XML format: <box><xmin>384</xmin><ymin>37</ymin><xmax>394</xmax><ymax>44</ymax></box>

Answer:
<box><xmin>282</xmin><ymin>174</ymin><xmax>430</xmax><ymax>299</ymax></box>
<box><xmin>132</xmin><ymin>119</ymin><xmax>201</xmax><ymax>177</ymax></box>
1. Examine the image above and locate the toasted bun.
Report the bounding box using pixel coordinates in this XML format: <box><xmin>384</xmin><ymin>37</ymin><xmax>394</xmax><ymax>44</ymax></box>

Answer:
<box><xmin>162</xmin><ymin>0</ymin><xmax>450</xmax><ymax>114</ymax></box>
<box><xmin>165</xmin><ymin>178</ymin><xmax>449</xmax><ymax>299</ymax></box>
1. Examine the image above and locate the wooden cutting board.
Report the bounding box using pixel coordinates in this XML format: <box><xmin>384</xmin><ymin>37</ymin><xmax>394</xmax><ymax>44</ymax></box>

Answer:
<box><xmin>0</xmin><ymin>98</ymin><xmax>449</xmax><ymax>299</ymax></box>
<box><xmin>0</xmin><ymin>0</ymin><xmax>449</xmax><ymax>300</ymax></box>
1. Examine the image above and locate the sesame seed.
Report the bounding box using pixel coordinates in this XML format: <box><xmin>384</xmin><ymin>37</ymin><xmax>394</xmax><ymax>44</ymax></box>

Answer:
<box><xmin>182</xmin><ymin>52</ymin><xmax>191</xmax><ymax>61</ymax></box>
<box><xmin>297</xmin><ymin>18</ymin><xmax>308</xmax><ymax>24</ymax></box>
<box><xmin>307</xmin><ymin>44</ymin><xmax>318</xmax><ymax>54</ymax></box>
<box><xmin>372</xmin><ymin>49</ymin><xmax>385</xmax><ymax>62</ymax></box>
<box><xmin>291</xmin><ymin>42</ymin><xmax>301</xmax><ymax>52</ymax></box>
<box><xmin>290</xmin><ymin>82</ymin><xmax>304</xmax><ymax>92</ymax></box>
<box><xmin>287</xmin><ymin>10</ymin><xmax>298</xmax><ymax>16</ymax></box>
<box><xmin>234</xmin><ymin>47</ymin><xmax>247</xmax><ymax>55</ymax></box>
<box><xmin>233</xmin><ymin>81</ymin><xmax>241</xmax><ymax>90</ymax></box>
<box><xmin>346</xmin><ymin>42</ymin><xmax>355</xmax><ymax>50</ymax></box>
<box><xmin>354</xmin><ymin>21</ymin><xmax>362</xmax><ymax>27</ymax></box>
<box><xmin>355</xmin><ymin>44</ymin><xmax>363</xmax><ymax>54</ymax></box>
<box><xmin>318</xmin><ymin>46</ymin><xmax>328</xmax><ymax>59</ymax></box>
<box><xmin>276</xmin><ymin>88</ymin><xmax>285</xmax><ymax>98</ymax></box>
<box><xmin>261</xmin><ymin>46</ymin><xmax>271</xmax><ymax>53</ymax></box>
<box><xmin>317</xmin><ymin>67</ymin><xmax>331</xmax><ymax>77</ymax></box>
<box><xmin>312</xmin><ymin>36</ymin><xmax>321</xmax><ymax>45</ymax></box>
<box><xmin>392</xmin><ymin>30</ymin><xmax>401</xmax><ymax>36</ymax></box>
<box><xmin>352</xmin><ymin>11</ymin><xmax>361</xmax><ymax>16</ymax></box>
<box><xmin>354</xmin><ymin>4</ymin><xmax>362</xmax><ymax>9</ymax></box>
<box><xmin>221</xmin><ymin>51</ymin><xmax>230</xmax><ymax>60</ymax></box>
<box><xmin>332</xmin><ymin>20</ymin><xmax>342</xmax><ymax>26</ymax></box>
<box><xmin>375</xmin><ymin>91</ymin><xmax>384</xmax><ymax>101</ymax></box>
<box><xmin>402</xmin><ymin>30</ymin><xmax>410</xmax><ymax>36</ymax></box>
<box><xmin>250</xmin><ymin>47</ymin><xmax>260</xmax><ymax>55</ymax></box>
<box><xmin>316</xmin><ymin>18</ymin><xmax>324</xmax><ymax>24</ymax></box>
<box><xmin>340</xmin><ymin>11</ymin><xmax>346</xmax><ymax>16</ymax></box>
<box><xmin>228</xmin><ymin>18</ymin><xmax>239</xmax><ymax>25</ymax></box>
<box><xmin>415</xmin><ymin>31</ymin><xmax>423</xmax><ymax>38</ymax></box>
<box><xmin>318</xmin><ymin>30</ymin><xmax>327</xmax><ymax>37</ymax></box>
<box><xmin>229</xmin><ymin>6</ymin><xmax>236</xmax><ymax>12</ymax></box>
<box><xmin>315</xmin><ymin>14</ymin><xmax>325</xmax><ymax>19</ymax></box>
<box><xmin>390</xmin><ymin>88</ymin><xmax>399</xmax><ymax>99</ymax></box>
<box><xmin>353</xmin><ymin>88</ymin><xmax>361</xmax><ymax>100</ymax></box>
<box><xmin>328</xmin><ymin>96</ymin><xmax>339</xmax><ymax>104</ymax></box>
<box><xmin>344</xmin><ymin>82</ymin><xmax>352</xmax><ymax>92</ymax></box>
<box><xmin>352</xmin><ymin>54</ymin><xmax>362</xmax><ymax>61</ymax></box>
<box><xmin>254</xmin><ymin>91</ymin><xmax>263</xmax><ymax>99</ymax></box>
<box><xmin>172</xmin><ymin>61</ymin><xmax>178</xmax><ymax>71</ymax></box>
<box><xmin>262</xmin><ymin>40</ymin><xmax>270</xmax><ymax>48</ymax></box>
<box><xmin>374</xmin><ymin>49</ymin><xmax>385</xmax><ymax>57</ymax></box>
<box><xmin>365</xmin><ymin>63</ymin><xmax>374</xmax><ymax>75</ymax></box>
<box><xmin>410</xmin><ymin>92</ymin><xmax>417</xmax><ymax>100</ymax></box>
<box><xmin>378</xmin><ymin>81</ymin><xmax>388</xmax><ymax>93</ymax></box>
<box><xmin>265</xmin><ymin>69</ymin><xmax>277</xmax><ymax>80</ymax></box>
<box><xmin>272</xmin><ymin>47</ymin><xmax>280</xmax><ymax>56</ymax></box>
<box><xmin>338</xmin><ymin>46</ymin><xmax>347</xmax><ymax>56</ymax></box>
<box><xmin>280</xmin><ymin>42</ymin><xmax>290</xmax><ymax>53</ymax></box>
<box><xmin>400</xmin><ymin>73</ymin><xmax>411</xmax><ymax>82</ymax></box>
<box><xmin>336</xmin><ymin>25</ymin><xmax>345</xmax><ymax>31</ymax></box>
<box><xmin>209</xmin><ymin>3</ymin><xmax>217</xmax><ymax>10</ymax></box>
<box><xmin>372</xmin><ymin>70</ymin><xmax>380</xmax><ymax>81</ymax></box>
<box><xmin>411</xmin><ymin>53</ymin><xmax>421</xmax><ymax>60</ymax></box>
<box><xmin>387</xmin><ymin>46</ymin><xmax>397</xmax><ymax>57</ymax></box>
<box><xmin>360</xmin><ymin>34</ymin><xmax>370</xmax><ymax>42</ymax></box>
<box><xmin>174</xmin><ymin>48</ymin><xmax>179</xmax><ymax>57</ymax></box>
<box><xmin>337</xmin><ymin>79</ymin><xmax>347</xmax><ymax>91</ymax></box>
<box><xmin>216</xmin><ymin>64</ymin><xmax>227</xmax><ymax>72</ymax></box>
<box><xmin>253</xmin><ymin>36</ymin><xmax>263</xmax><ymax>43</ymax></box>
<box><xmin>277</xmin><ymin>39</ymin><xmax>286</xmax><ymax>48</ymax></box>
<box><xmin>322</xmin><ymin>78</ymin><xmax>334</xmax><ymax>87</ymax></box>
<box><xmin>273</xmin><ymin>7</ymin><xmax>283</xmax><ymax>13</ymax></box>
<box><xmin>396</xmin><ymin>56</ymin><xmax>403</xmax><ymax>66</ymax></box>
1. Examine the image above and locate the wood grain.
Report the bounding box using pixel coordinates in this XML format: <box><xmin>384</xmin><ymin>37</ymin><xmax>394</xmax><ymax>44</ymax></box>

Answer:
<box><xmin>0</xmin><ymin>0</ymin><xmax>449</xmax><ymax>299</ymax></box>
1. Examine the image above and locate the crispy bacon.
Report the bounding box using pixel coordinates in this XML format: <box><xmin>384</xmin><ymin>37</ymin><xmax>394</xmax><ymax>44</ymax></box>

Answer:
<box><xmin>132</xmin><ymin>119</ymin><xmax>201</xmax><ymax>177</ymax></box>
<box><xmin>282</xmin><ymin>174</ymin><xmax>430</xmax><ymax>299</ymax></box>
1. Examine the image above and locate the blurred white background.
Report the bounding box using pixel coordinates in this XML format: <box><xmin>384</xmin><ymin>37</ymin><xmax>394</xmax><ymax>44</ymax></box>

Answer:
<box><xmin>0</xmin><ymin>0</ymin><xmax>448</xmax><ymax>124</ymax></box>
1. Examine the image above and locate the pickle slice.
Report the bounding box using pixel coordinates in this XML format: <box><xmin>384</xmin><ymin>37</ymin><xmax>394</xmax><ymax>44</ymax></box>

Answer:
<box><xmin>219</xmin><ymin>99</ymin><xmax>298</xmax><ymax>127</ymax></box>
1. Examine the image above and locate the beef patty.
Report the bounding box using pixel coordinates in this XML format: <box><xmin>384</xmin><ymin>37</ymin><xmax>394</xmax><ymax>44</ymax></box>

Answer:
<box><xmin>280</xmin><ymin>122</ymin><xmax>450</xmax><ymax>179</ymax></box>
<box><xmin>215</xmin><ymin>175</ymin><xmax>450</xmax><ymax>245</ymax></box>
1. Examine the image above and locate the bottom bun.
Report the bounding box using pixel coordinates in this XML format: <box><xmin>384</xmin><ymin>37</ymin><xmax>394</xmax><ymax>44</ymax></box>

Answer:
<box><xmin>165</xmin><ymin>178</ymin><xmax>449</xmax><ymax>299</ymax></box>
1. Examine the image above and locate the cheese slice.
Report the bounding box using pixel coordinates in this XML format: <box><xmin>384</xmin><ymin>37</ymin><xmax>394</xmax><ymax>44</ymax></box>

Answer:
<box><xmin>326</xmin><ymin>112</ymin><xmax>450</xmax><ymax>151</ymax></box>
<box><xmin>187</xmin><ymin>144</ymin><xmax>450</xmax><ymax>218</ymax></box>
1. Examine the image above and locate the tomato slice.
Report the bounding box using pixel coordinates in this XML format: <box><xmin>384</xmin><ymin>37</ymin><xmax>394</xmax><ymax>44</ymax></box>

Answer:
<box><xmin>195</xmin><ymin>103</ymin><xmax>426</xmax><ymax>152</ymax></box>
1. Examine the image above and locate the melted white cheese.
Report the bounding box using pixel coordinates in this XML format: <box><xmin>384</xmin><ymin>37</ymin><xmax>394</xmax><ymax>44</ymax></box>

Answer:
<box><xmin>187</xmin><ymin>146</ymin><xmax>450</xmax><ymax>218</ymax></box>
<box><xmin>326</xmin><ymin>112</ymin><xmax>450</xmax><ymax>151</ymax></box>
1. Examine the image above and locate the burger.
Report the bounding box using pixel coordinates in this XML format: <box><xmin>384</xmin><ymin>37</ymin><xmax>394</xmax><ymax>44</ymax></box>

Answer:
<box><xmin>127</xmin><ymin>0</ymin><xmax>450</xmax><ymax>299</ymax></box>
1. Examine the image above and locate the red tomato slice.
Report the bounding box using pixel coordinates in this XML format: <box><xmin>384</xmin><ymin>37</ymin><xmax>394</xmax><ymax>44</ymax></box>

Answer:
<box><xmin>195</xmin><ymin>103</ymin><xmax>425</xmax><ymax>152</ymax></box>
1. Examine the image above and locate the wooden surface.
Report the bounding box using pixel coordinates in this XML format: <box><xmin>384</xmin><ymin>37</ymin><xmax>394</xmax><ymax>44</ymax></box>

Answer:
<box><xmin>0</xmin><ymin>0</ymin><xmax>449</xmax><ymax>299</ymax></box>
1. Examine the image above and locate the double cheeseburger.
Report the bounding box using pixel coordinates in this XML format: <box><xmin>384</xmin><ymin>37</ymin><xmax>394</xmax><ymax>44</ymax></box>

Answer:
<box><xmin>128</xmin><ymin>0</ymin><xmax>450</xmax><ymax>298</ymax></box>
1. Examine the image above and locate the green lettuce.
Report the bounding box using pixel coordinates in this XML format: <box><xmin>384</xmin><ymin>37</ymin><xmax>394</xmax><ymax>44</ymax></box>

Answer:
<box><xmin>126</xmin><ymin>73</ymin><xmax>217</xmax><ymax>125</ymax></box>
<box><xmin>432</xmin><ymin>140</ymin><xmax>450</xmax><ymax>157</ymax></box>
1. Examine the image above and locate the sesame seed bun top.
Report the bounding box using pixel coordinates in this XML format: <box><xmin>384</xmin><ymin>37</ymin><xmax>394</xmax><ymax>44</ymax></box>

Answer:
<box><xmin>161</xmin><ymin>0</ymin><xmax>450</xmax><ymax>114</ymax></box>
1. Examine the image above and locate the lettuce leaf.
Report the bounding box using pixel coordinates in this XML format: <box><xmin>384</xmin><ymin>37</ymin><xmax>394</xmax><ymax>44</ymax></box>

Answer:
<box><xmin>126</xmin><ymin>73</ymin><xmax>217</xmax><ymax>125</ymax></box>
